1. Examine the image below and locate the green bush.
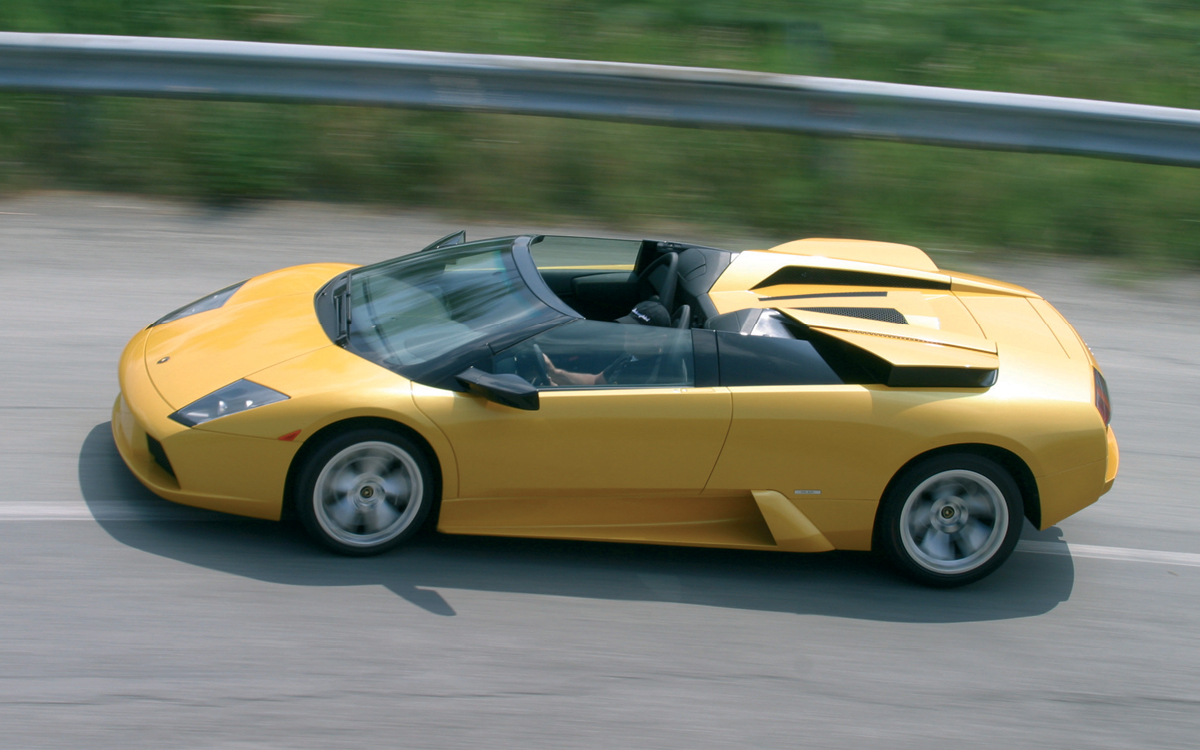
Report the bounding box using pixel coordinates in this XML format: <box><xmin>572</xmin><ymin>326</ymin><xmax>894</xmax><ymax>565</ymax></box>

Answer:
<box><xmin>2</xmin><ymin>1</ymin><xmax>1200</xmax><ymax>263</ymax></box>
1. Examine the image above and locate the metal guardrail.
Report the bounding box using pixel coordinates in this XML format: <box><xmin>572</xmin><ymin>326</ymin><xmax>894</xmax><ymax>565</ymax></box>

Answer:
<box><xmin>3</xmin><ymin>32</ymin><xmax>1200</xmax><ymax>167</ymax></box>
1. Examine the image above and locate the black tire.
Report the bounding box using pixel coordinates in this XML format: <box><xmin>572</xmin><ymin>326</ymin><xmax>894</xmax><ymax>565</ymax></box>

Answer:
<box><xmin>875</xmin><ymin>454</ymin><xmax>1023</xmax><ymax>587</ymax></box>
<box><xmin>295</xmin><ymin>428</ymin><xmax>435</xmax><ymax>556</ymax></box>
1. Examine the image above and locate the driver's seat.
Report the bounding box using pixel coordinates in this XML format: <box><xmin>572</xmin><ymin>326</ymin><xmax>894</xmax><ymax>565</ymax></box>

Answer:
<box><xmin>633</xmin><ymin>251</ymin><xmax>679</xmax><ymax>315</ymax></box>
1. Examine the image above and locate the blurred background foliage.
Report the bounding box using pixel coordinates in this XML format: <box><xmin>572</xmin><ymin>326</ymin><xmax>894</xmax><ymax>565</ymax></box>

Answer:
<box><xmin>2</xmin><ymin>1</ymin><xmax>1200</xmax><ymax>263</ymax></box>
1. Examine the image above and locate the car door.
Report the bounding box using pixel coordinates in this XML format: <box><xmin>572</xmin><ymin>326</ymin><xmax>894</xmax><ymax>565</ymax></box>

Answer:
<box><xmin>412</xmin><ymin>320</ymin><xmax>747</xmax><ymax>544</ymax></box>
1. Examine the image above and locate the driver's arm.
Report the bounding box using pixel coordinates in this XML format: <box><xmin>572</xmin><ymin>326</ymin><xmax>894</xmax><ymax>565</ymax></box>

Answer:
<box><xmin>541</xmin><ymin>353</ymin><xmax>606</xmax><ymax>386</ymax></box>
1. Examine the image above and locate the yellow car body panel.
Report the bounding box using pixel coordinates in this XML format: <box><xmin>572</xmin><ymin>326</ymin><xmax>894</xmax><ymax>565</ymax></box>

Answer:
<box><xmin>145</xmin><ymin>263</ymin><xmax>355</xmax><ymax>408</ymax></box>
<box><xmin>113</xmin><ymin>235</ymin><xmax>1118</xmax><ymax>560</ymax></box>
<box><xmin>1104</xmin><ymin>426</ymin><xmax>1120</xmax><ymax>491</ymax></box>
<box><xmin>763</xmin><ymin>238</ymin><xmax>940</xmax><ymax>272</ymax></box>
<box><xmin>113</xmin><ymin>328</ymin><xmax>300</xmax><ymax>520</ymax></box>
<box><xmin>948</xmin><ymin>271</ymin><xmax>1039</xmax><ymax>298</ymax></box>
<box><xmin>703</xmin><ymin>381</ymin><xmax>1104</xmax><ymax>543</ymax></box>
<box><xmin>203</xmin><ymin>346</ymin><xmax>463</xmax><ymax>501</ymax></box>
<box><xmin>710</xmin><ymin>250</ymin><xmax>954</xmax><ymax>297</ymax></box>
<box><xmin>412</xmin><ymin>384</ymin><xmax>731</xmax><ymax>497</ymax></box>
<box><xmin>438</xmin><ymin>490</ymin><xmax>779</xmax><ymax>550</ymax></box>
<box><xmin>412</xmin><ymin>383</ymin><xmax>775</xmax><ymax>547</ymax></box>
<box><xmin>1037</xmin><ymin>458</ymin><xmax>1109</xmax><ymax>528</ymax></box>
<box><xmin>954</xmin><ymin>294</ymin><xmax>1070</xmax><ymax>359</ymax></box>
<box><xmin>777</xmin><ymin>308</ymin><xmax>998</xmax><ymax>354</ymax></box>
<box><xmin>709</xmin><ymin>287</ymin><xmax>989</xmax><ymax>340</ymax></box>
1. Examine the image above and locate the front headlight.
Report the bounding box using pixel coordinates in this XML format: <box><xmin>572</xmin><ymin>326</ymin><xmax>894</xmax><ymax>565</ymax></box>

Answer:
<box><xmin>169</xmin><ymin>380</ymin><xmax>289</xmax><ymax>427</ymax></box>
<box><xmin>153</xmin><ymin>281</ymin><xmax>246</xmax><ymax>326</ymax></box>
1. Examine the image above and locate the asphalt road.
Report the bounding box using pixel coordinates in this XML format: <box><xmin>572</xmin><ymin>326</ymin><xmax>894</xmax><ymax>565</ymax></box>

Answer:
<box><xmin>2</xmin><ymin>194</ymin><xmax>1199</xmax><ymax>749</ymax></box>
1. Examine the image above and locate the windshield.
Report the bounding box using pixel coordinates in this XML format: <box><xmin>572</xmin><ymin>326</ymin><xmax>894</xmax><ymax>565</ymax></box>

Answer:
<box><xmin>345</xmin><ymin>239</ymin><xmax>560</xmax><ymax>374</ymax></box>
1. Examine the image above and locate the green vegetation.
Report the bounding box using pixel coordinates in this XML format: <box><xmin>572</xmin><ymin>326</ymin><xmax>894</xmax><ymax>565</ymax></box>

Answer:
<box><xmin>3</xmin><ymin>1</ymin><xmax>1200</xmax><ymax>263</ymax></box>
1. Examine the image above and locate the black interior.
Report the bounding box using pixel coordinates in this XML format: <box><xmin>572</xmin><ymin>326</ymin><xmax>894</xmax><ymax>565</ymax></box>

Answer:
<box><xmin>540</xmin><ymin>269</ymin><xmax>639</xmax><ymax>321</ymax></box>
<box><xmin>536</xmin><ymin>239</ymin><xmax>734</xmax><ymax>329</ymax></box>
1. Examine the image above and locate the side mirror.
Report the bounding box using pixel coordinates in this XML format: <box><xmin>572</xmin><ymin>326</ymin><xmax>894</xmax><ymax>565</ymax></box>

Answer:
<box><xmin>455</xmin><ymin>367</ymin><xmax>540</xmax><ymax>411</ymax></box>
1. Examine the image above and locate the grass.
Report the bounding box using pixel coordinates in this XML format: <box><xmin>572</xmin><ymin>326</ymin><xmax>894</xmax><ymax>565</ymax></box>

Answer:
<box><xmin>3</xmin><ymin>1</ymin><xmax>1200</xmax><ymax>264</ymax></box>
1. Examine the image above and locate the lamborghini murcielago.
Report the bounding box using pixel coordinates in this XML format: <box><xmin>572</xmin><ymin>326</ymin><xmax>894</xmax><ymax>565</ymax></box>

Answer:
<box><xmin>114</xmin><ymin>232</ymin><xmax>1117</xmax><ymax>586</ymax></box>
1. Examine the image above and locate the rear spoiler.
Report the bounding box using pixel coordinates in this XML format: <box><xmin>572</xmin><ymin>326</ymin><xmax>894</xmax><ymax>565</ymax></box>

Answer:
<box><xmin>778</xmin><ymin>308</ymin><xmax>998</xmax><ymax>388</ymax></box>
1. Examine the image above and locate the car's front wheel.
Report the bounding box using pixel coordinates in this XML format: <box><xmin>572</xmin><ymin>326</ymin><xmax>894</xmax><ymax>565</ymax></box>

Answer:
<box><xmin>876</xmin><ymin>454</ymin><xmax>1023</xmax><ymax>587</ymax></box>
<box><xmin>296</xmin><ymin>428</ymin><xmax>434</xmax><ymax>556</ymax></box>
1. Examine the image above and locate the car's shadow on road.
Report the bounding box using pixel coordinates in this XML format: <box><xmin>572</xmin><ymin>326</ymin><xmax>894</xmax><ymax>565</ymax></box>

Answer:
<box><xmin>81</xmin><ymin>423</ymin><xmax>1074</xmax><ymax>622</ymax></box>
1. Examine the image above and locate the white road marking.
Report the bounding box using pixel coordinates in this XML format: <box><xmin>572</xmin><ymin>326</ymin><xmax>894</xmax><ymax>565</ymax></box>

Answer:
<box><xmin>0</xmin><ymin>503</ymin><xmax>95</xmax><ymax>519</ymax></box>
<box><xmin>1</xmin><ymin>504</ymin><xmax>1198</xmax><ymax>568</ymax></box>
<box><xmin>0</xmin><ymin>502</ymin><xmax>204</xmax><ymax>521</ymax></box>
<box><xmin>1016</xmin><ymin>540</ymin><xmax>1200</xmax><ymax>568</ymax></box>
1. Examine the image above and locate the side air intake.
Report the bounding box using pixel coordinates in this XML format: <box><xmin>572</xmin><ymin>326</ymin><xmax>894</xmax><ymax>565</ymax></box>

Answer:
<box><xmin>146</xmin><ymin>435</ymin><xmax>176</xmax><ymax>478</ymax></box>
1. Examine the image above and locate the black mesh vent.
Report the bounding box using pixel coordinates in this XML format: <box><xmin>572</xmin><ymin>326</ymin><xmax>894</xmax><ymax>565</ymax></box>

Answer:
<box><xmin>800</xmin><ymin>307</ymin><xmax>908</xmax><ymax>325</ymax></box>
<box><xmin>146</xmin><ymin>435</ymin><xmax>175</xmax><ymax>478</ymax></box>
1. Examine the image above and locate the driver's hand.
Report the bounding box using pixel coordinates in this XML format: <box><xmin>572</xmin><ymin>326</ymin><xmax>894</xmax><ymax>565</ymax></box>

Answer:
<box><xmin>541</xmin><ymin>352</ymin><xmax>562</xmax><ymax>386</ymax></box>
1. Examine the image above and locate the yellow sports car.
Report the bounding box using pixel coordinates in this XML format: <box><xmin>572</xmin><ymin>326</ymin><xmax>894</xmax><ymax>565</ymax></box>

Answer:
<box><xmin>113</xmin><ymin>232</ymin><xmax>1117</xmax><ymax>586</ymax></box>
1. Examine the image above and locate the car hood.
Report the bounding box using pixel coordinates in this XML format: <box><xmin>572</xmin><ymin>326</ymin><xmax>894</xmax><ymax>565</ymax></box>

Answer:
<box><xmin>144</xmin><ymin>263</ymin><xmax>353</xmax><ymax>409</ymax></box>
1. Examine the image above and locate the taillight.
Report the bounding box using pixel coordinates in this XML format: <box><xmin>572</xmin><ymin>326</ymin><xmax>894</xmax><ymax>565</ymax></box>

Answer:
<box><xmin>1094</xmin><ymin>368</ymin><xmax>1111</xmax><ymax>426</ymax></box>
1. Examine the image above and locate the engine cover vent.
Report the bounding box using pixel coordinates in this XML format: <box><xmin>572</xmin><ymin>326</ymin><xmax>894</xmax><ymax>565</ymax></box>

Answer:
<box><xmin>800</xmin><ymin>307</ymin><xmax>907</xmax><ymax>325</ymax></box>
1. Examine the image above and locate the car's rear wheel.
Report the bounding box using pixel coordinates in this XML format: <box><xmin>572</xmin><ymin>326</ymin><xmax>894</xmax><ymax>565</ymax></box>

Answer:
<box><xmin>296</xmin><ymin>429</ymin><xmax>434</xmax><ymax>556</ymax></box>
<box><xmin>876</xmin><ymin>454</ymin><xmax>1023</xmax><ymax>587</ymax></box>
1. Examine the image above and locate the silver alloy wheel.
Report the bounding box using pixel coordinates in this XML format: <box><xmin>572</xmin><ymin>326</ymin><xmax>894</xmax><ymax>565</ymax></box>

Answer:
<box><xmin>312</xmin><ymin>440</ymin><xmax>424</xmax><ymax>548</ymax></box>
<box><xmin>898</xmin><ymin>469</ymin><xmax>1009</xmax><ymax>574</ymax></box>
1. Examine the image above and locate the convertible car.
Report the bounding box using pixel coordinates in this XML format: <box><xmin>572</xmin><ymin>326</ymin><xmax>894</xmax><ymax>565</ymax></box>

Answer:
<box><xmin>113</xmin><ymin>232</ymin><xmax>1117</xmax><ymax>586</ymax></box>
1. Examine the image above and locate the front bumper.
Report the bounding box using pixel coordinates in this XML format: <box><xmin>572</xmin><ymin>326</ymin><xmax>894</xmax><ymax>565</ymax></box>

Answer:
<box><xmin>112</xmin><ymin>328</ymin><xmax>299</xmax><ymax>521</ymax></box>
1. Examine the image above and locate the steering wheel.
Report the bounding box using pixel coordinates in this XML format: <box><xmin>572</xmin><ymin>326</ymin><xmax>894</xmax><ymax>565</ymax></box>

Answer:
<box><xmin>532</xmin><ymin>340</ymin><xmax>554</xmax><ymax>386</ymax></box>
<box><xmin>513</xmin><ymin>343</ymin><xmax>551</xmax><ymax>386</ymax></box>
<box><xmin>635</xmin><ymin>252</ymin><xmax>679</xmax><ymax>312</ymax></box>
